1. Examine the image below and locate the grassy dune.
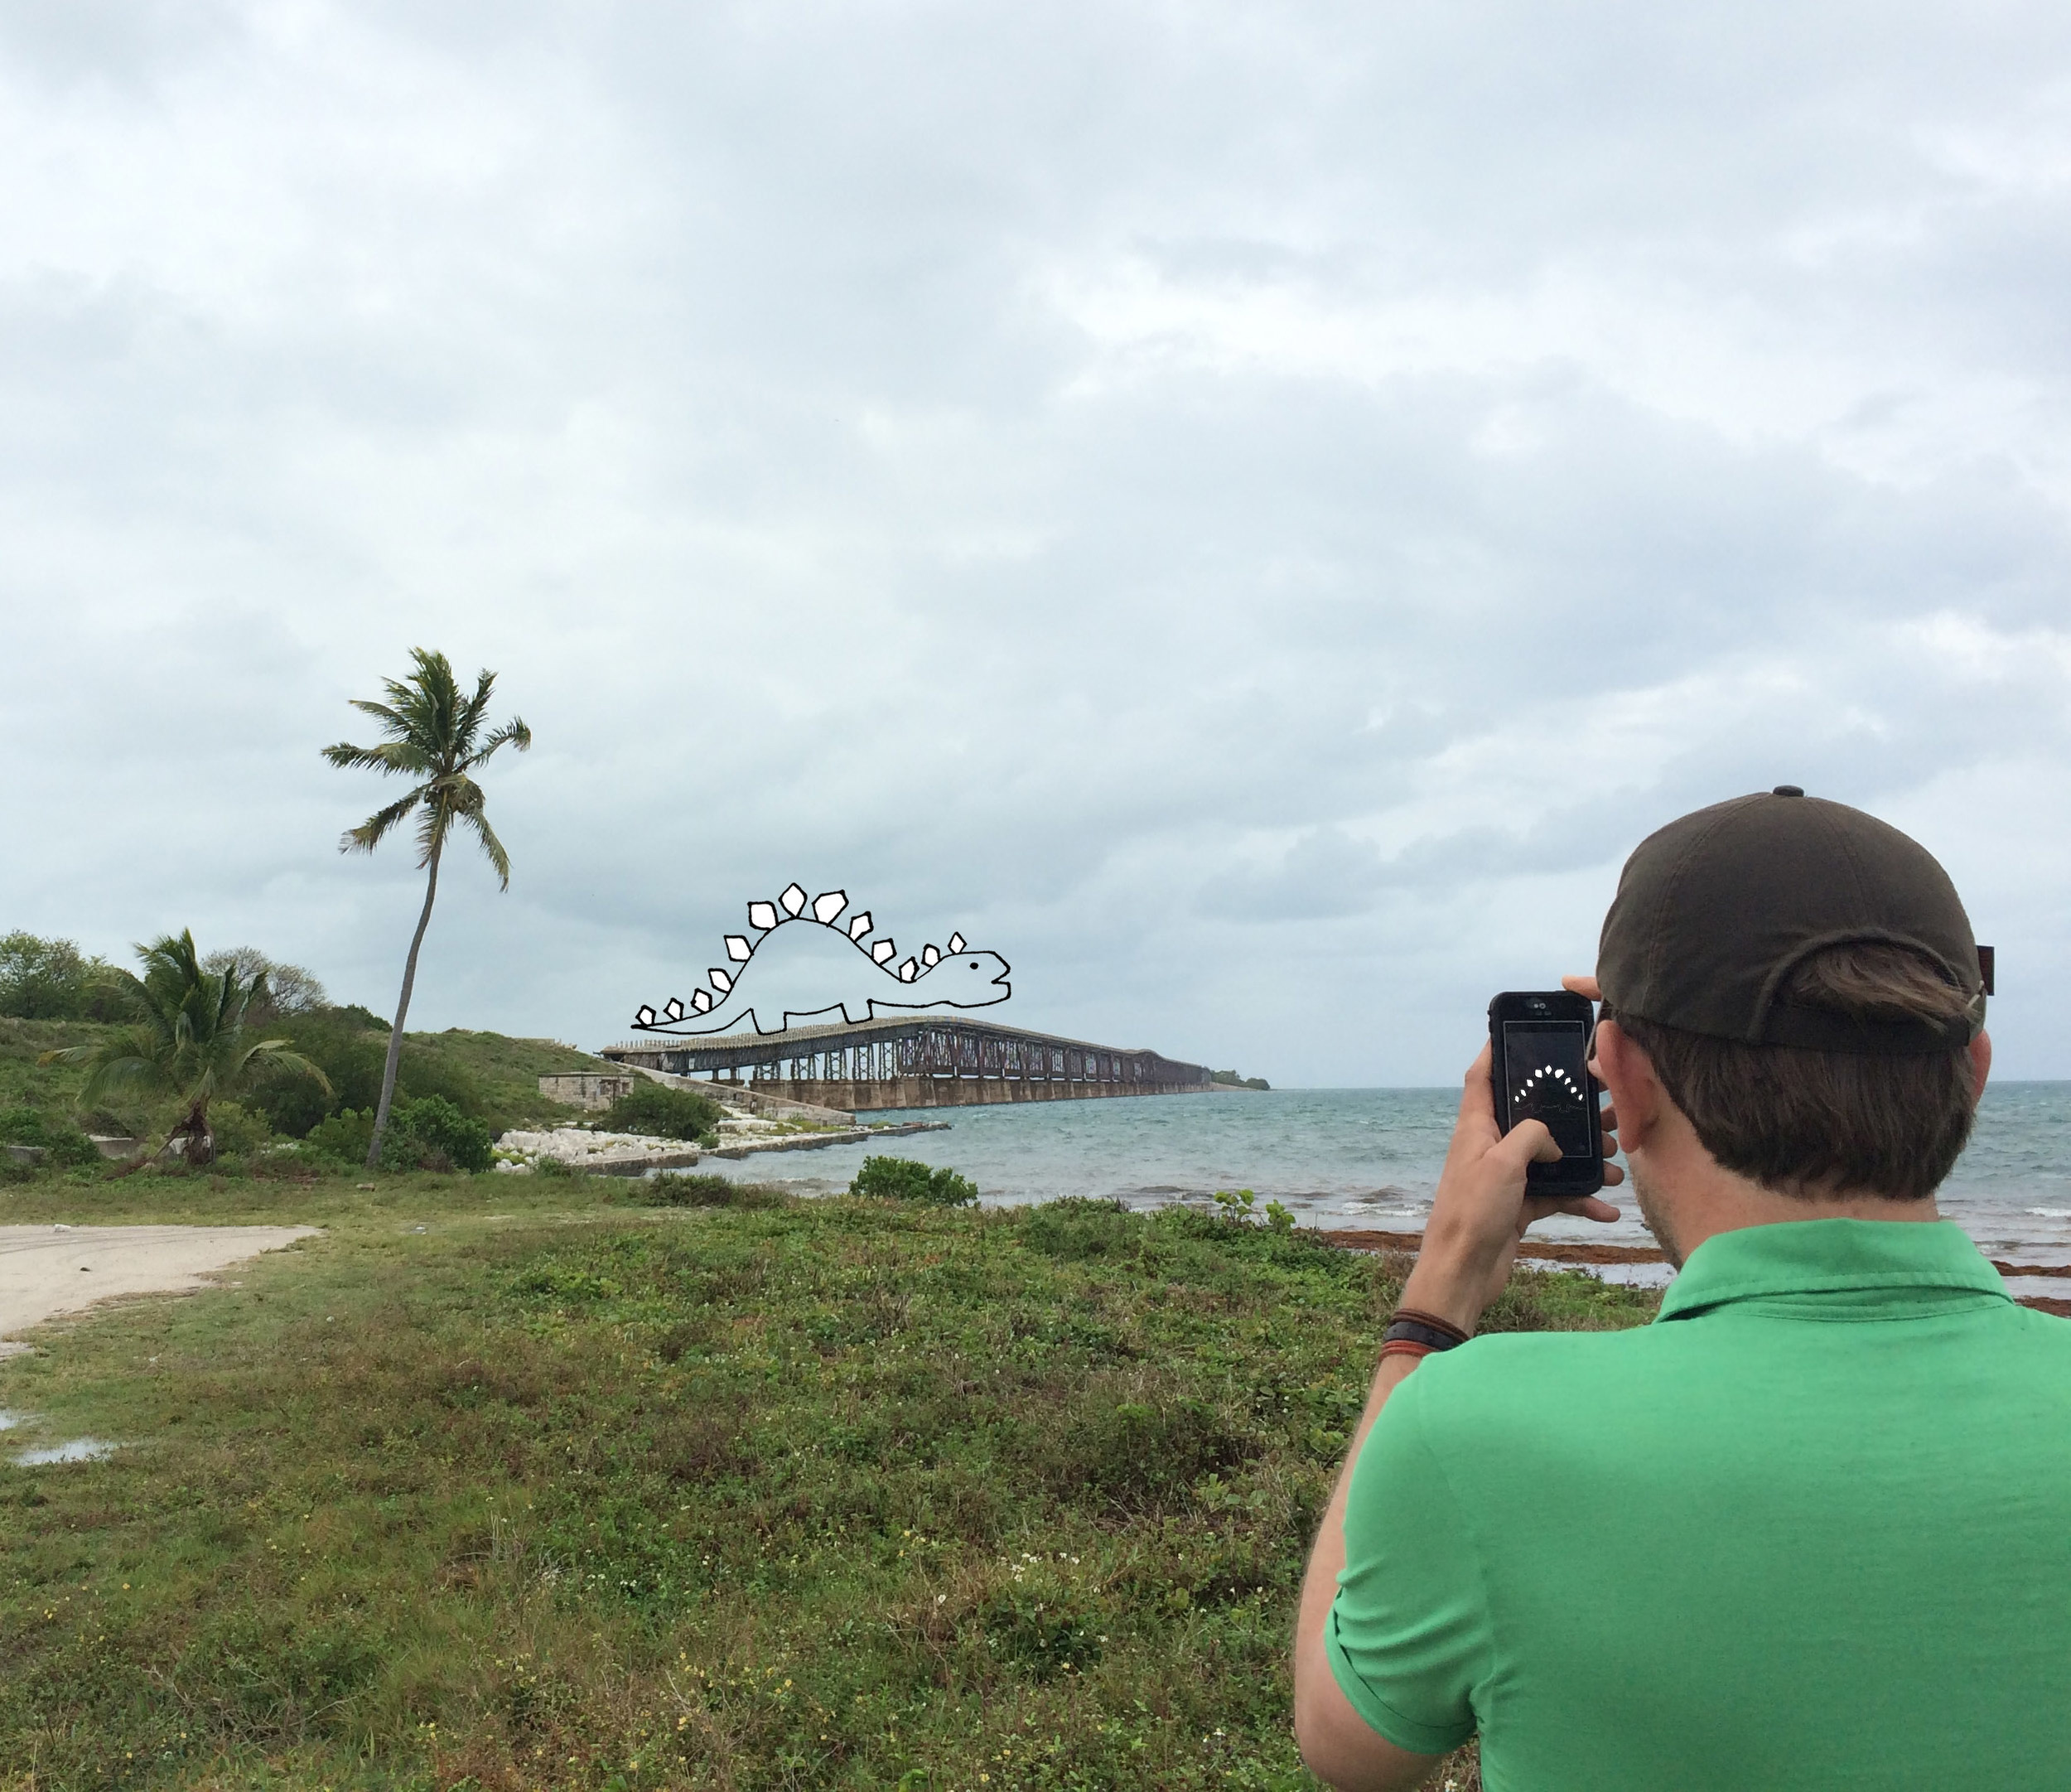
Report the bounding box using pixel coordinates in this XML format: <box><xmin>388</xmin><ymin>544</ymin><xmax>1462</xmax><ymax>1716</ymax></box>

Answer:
<box><xmin>0</xmin><ymin>1171</ymin><xmax>1655</xmax><ymax>1790</ymax></box>
<box><xmin>0</xmin><ymin>1018</ymin><xmax>606</xmax><ymax>1147</ymax></box>
<box><xmin>0</xmin><ymin>1018</ymin><xmax>104</xmax><ymax>1116</ymax></box>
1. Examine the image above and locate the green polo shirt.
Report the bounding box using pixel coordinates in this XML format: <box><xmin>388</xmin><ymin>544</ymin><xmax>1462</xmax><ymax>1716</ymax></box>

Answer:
<box><xmin>1327</xmin><ymin>1220</ymin><xmax>2071</xmax><ymax>1790</ymax></box>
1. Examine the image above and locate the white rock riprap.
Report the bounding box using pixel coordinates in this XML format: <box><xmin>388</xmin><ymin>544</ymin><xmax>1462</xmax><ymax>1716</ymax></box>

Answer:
<box><xmin>493</xmin><ymin>1128</ymin><xmax>702</xmax><ymax>1176</ymax></box>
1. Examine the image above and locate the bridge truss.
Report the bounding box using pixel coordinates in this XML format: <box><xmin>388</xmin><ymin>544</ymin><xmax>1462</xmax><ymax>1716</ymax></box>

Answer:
<box><xmin>600</xmin><ymin>1013</ymin><xmax>1212</xmax><ymax>1113</ymax></box>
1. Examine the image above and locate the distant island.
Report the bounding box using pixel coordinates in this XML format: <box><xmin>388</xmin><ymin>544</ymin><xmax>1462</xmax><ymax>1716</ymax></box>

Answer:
<box><xmin>1210</xmin><ymin>1069</ymin><xmax>1271</xmax><ymax>1090</ymax></box>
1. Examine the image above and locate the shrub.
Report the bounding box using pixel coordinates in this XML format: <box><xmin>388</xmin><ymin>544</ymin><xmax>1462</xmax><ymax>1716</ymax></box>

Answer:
<box><xmin>305</xmin><ymin>1107</ymin><xmax>376</xmax><ymax>1166</ymax></box>
<box><xmin>203</xmin><ymin>1100</ymin><xmax>273</xmax><ymax>1161</ymax></box>
<box><xmin>1020</xmin><ymin>1197</ymin><xmax>1134</xmax><ymax>1259</ymax></box>
<box><xmin>1211</xmin><ymin>1187</ymin><xmax>1297</xmax><ymax>1233</ymax></box>
<box><xmin>634</xmin><ymin>1172</ymin><xmax>787</xmax><ymax>1210</ymax></box>
<box><xmin>0</xmin><ymin>1106</ymin><xmax>103</xmax><ymax>1168</ymax></box>
<box><xmin>599</xmin><ymin>1080</ymin><xmax>723</xmax><ymax>1142</ymax></box>
<box><xmin>304</xmin><ymin>1096</ymin><xmax>494</xmax><ymax>1174</ymax></box>
<box><xmin>243</xmin><ymin>1012</ymin><xmax>489</xmax><ymax>1139</ymax></box>
<box><xmin>381</xmin><ymin>1095</ymin><xmax>494</xmax><ymax>1174</ymax></box>
<box><xmin>849</xmin><ymin>1155</ymin><xmax>978</xmax><ymax>1205</ymax></box>
<box><xmin>392</xmin><ymin>1046</ymin><xmax>489</xmax><ymax>1130</ymax></box>
<box><xmin>244</xmin><ymin>1012</ymin><xmax>389</xmax><ymax>1137</ymax></box>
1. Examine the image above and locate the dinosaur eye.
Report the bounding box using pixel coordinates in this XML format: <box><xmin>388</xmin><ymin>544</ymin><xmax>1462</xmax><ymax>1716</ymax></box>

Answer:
<box><xmin>968</xmin><ymin>960</ymin><xmax>978</xmax><ymax>968</ymax></box>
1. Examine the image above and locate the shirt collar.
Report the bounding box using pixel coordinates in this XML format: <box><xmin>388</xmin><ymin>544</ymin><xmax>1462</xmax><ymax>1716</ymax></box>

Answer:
<box><xmin>1657</xmin><ymin>1218</ymin><xmax>2006</xmax><ymax>1321</ymax></box>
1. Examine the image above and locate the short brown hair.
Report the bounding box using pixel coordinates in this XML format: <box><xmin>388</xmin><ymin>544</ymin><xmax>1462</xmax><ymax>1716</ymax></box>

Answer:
<box><xmin>1607</xmin><ymin>942</ymin><xmax>1979</xmax><ymax>1201</ymax></box>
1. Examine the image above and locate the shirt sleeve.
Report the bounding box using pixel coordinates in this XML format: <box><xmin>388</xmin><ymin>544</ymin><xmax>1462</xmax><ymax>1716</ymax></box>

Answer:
<box><xmin>1325</xmin><ymin>1364</ymin><xmax>1489</xmax><ymax>1756</ymax></box>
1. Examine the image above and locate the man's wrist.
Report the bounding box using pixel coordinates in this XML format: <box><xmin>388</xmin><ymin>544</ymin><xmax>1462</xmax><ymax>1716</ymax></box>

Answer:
<box><xmin>1398</xmin><ymin>1259</ymin><xmax>1486</xmax><ymax>1337</ymax></box>
<box><xmin>1380</xmin><ymin>1307</ymin><xmax>1470</xmax><ymax>1366</ymax></box>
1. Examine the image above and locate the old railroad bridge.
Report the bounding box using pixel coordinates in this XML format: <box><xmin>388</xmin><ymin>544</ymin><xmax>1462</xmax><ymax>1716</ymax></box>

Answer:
<box><xmin>600</xmin><ymin>1012</ymin><xmax>1213</xmax><ymax>1113</ymax></box>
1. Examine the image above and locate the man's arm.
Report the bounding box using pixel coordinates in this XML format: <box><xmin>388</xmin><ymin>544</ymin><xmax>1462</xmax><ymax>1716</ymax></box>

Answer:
<box><xmin>1291</xmin><ymin>1353</ymin><xmax>1432</xmax><ymax>1790</ymax></box>
<box><xmin>1292</xmin><ymin>1041</ymin><xmax>1621</xmax><ymax>1790</ymax></box>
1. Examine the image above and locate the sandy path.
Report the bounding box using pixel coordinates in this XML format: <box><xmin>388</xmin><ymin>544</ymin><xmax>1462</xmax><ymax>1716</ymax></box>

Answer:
<box><xmin>0</xmin><ymin>1224</ymin><xmax>321</xmax><ymax>1358</ymax></box>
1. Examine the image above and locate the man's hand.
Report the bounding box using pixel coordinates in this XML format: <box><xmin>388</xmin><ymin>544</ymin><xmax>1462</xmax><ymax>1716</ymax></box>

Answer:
<box><xmin>1398</xmin><ymin>1038</ymin><xmax>1622</xmax><ymax>1336</ymax></box>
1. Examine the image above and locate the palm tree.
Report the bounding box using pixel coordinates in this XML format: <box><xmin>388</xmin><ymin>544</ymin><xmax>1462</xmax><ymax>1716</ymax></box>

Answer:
<box><xmin>323</xmin><ymin>649</ymin><xmax>531</xmax><ymax>1170</ymax></box>
<box><xmin>41</xmin><ymin>930</ymin><xmax>330</xmax><ymax>1169</ymax></box>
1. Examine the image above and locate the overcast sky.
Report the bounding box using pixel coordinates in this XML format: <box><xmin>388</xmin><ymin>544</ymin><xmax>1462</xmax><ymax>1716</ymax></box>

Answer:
<box><xmin>3</xmin><ymin>2</ymin><xmax>2068</xmax><ymax>1084</ymax></box>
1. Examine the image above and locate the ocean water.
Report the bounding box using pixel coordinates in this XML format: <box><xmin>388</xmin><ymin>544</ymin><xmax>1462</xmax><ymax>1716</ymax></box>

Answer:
<box><xmin>694</xmin><ymin>1082</ymin><xmax>2071</xmax><ymax>1265</ymax></box>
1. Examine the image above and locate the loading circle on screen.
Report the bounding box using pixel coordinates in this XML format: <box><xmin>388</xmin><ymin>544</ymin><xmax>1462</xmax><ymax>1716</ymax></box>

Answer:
<box><xmin>1514</xmin><ymin>1065</ymin><xmax>1584</xmax><ymax>1107</ymax></box>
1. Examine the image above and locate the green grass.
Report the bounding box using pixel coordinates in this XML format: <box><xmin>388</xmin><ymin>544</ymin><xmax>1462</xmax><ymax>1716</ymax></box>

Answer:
<box><xmin>0</xmin><ymin>1174</ymin><xmax>1655</xmax><ymax>1790</ymax></box>
<box><xmin>0</xmin><ymin>1018</ymin><xmax>109</xmax><ymax>1118</ymax></box>
<box><xmin>397</xmin><ymin>1030</ymin><xmax>614</xmax><ymax>1134</ymax></box>
<box><xmin>0</xmin><ymin>1018</ymin><xmax>609</xmax><ymax>1147</ymax></box>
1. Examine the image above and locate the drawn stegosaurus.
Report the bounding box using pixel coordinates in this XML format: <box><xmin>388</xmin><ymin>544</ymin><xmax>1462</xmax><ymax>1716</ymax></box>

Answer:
<box><xmin>631</xmin><ymin>883</ymin><xmax>1011</xmax><ymax>1036</ymax></box>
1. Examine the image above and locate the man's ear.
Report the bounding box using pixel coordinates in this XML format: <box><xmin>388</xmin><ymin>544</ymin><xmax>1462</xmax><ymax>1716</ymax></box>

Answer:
<box><xmin>1969</xmin><ymin>1029</ymin><xmax>1992</xmax><ymax>1105</ymax></box>
<box><xmin>1593</xmin><ymin>1018</ymin><xmax>1667</xmax><ymax>1152</ymax></box>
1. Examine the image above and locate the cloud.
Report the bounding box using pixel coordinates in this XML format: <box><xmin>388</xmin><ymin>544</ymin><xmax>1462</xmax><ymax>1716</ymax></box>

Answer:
<box><xmin>2</xmin><ymin>0</ymin><xmax>2069</xmax><ymax>1084</ymax></box>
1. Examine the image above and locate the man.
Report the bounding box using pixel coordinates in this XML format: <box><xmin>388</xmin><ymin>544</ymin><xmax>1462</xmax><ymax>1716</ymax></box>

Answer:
<box><xmin>1293</xmin><ymin>788</ymin><xmax>2071</xmax><ymax>1790</ymax></box>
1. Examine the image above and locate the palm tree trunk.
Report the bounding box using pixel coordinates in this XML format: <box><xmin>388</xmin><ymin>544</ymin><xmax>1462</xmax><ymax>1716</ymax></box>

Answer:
<box><xmin>366</xmin><ymin>838</ymin><xmax>444</xmax><ymax>1171</ymax></box>
<box><xmin>181</xmin><ymin>1099</ymin><xmax>216</xmax><ymax>1168</ymax></box>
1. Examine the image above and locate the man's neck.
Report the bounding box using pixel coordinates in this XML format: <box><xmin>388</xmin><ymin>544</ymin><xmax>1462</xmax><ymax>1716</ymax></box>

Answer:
<box><xmin>1637</xmin><ymin>1160</ymin><xmax>1939</xmax><ymax>1268</ymax></box>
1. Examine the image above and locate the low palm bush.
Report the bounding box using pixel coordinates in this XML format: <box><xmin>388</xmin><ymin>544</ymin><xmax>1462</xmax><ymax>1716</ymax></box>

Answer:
<box><xmin>39</xmin><ymin>930</ymin><xmax>327</xmax><ymax>1168</ymax></box>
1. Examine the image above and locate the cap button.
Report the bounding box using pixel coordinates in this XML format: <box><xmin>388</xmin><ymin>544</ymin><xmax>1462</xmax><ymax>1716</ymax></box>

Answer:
<box><xmin>1773</xmin><ymin>785</ymin><xmax>1804</xmax><ymax>797</ymax></box>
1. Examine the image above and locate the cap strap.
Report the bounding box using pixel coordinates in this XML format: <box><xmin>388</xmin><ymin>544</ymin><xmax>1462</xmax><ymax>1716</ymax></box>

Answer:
<box><xmin>1759</xmin><ymin>1004</ymin><xmax>1974</xmax><ymax>1055</ymax></box>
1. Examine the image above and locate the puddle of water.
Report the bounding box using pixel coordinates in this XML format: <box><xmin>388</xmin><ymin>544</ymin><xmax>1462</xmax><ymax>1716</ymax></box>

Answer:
<box><xmin>15</xmin><ymin>1437</ymin><xmax>117</xmax><ymax>1466</ymax></box>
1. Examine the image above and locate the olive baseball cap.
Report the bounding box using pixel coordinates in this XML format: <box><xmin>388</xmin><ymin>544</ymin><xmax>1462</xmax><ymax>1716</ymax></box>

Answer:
<box><xmin>1597</xmin><ymin>787</ymin><xmax>1987</xmax><ymax>1053</ymax></box>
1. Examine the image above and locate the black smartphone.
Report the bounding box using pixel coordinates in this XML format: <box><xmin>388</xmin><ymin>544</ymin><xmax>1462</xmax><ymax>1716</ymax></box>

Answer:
<box><xmin>1487</xmin><ymin>990</ymin><xmax>1605</xmax><ymax>1196</ymax></box>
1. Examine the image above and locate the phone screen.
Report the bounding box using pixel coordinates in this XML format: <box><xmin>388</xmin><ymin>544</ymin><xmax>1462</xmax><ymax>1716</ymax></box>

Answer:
<box><xmin>1501</xmin><ymin>1020</ymin><xmax>1595</xmax><ymax>1161</ymax></box>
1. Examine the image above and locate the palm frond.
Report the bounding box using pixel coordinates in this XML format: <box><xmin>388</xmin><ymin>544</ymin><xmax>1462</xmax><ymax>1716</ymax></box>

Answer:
<box><xmin>44</xmin><ymin>1026</ymin><xmax>180</xmax><ymax>1110</ymax></box>
<box><xmin>322</xmin><ymin>739</ymin><xmax>434</xmax><ymax>776</ymax></box>
<box><xmin>342</xmin><ymin>789</ymin><xmax>428</xmax><ymax>855</ymax></box>
<box><xmin>344</xmin><ymin>698</ymin><xmax>412</xmax><ymax>735</ymax></box>
<box><xmin>90</xmin><ymin>964</ymin><xmax>156</xmax><ymax>1028</ymax></box>
<box><xmin>233</xmin><ymin>1041</ymin><xmax>332</xmax><ymax>1094</ymax></box>
<box><xmin>215</xmin><ymin>959</ymin><xmax>261</xmax><ymax>1038</ymax></box>
<box><xmin>456</xmin><ymin>669</ymin><xmax>495</xmax><ymax>754</ymax></box>
<box><xmin>460</xmin><ymin>804</ymin><xmax>514</xmax><ymax>889</ymax></box>
<box><xmin>468</xmin><ymin>716</ymin><xmax>532</xmax><ymax>767</ymax></box>
<box><xmin>414</xmin><ymin>795</ymin><xmax>458</xmax><ymax>867</ymax></box>
<box><xmin>139</xmin><ymin>930</ymin><xmax>204</xmax><ymax>993</ymax></box>
<box><xmin>403</xmin><ymin>650</ymin><xmax>461</xmax><ymax>747</ymax></box>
